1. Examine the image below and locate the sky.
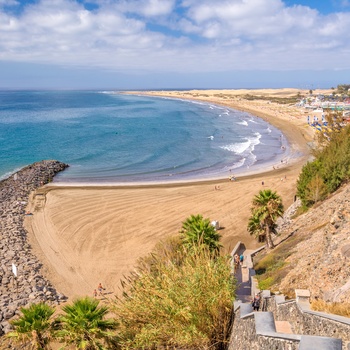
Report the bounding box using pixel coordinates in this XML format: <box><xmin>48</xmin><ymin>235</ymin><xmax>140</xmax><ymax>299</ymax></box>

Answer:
<box><xmin>0</xmin><ymin>0</ymin><xmax>349</xmax><ymax>89</ymax></box>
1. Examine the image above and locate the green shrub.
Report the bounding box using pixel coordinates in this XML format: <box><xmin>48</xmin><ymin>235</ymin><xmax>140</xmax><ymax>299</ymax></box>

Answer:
<box><xmin>258</xmin><ymin>277</ymin><xmax>275</xmax><ymax>290</ymax></box>
<box><xmin>113</xmin><ymin>244</ymin><xmax>235</xmax><ymax>349</ymax></box>
<box><xmin>297</xmin><ymin>123</ymin><xmax>350</xmax><ymax>207</ymax></box>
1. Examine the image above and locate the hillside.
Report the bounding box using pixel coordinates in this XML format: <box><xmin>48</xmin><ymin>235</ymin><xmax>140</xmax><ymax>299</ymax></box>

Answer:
<box><xmin>254</xmin><ymin>182</ymin><xmax>350</xmax><ymax>303</ymax></box>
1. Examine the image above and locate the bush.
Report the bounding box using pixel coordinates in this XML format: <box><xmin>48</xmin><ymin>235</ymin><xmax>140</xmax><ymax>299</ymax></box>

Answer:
<box><xmin>113</xmin><ymin>244</ymin><xmax>235</xmax><ymax>349</ymax></box>
<box><xmin>297</xmin><ymin>123</ymin><xmax>350</xmax><ymax>207</ymax></box>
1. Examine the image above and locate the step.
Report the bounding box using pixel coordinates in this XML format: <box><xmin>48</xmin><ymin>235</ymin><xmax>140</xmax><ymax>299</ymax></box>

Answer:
<box><xmin>275</xmin><ymin>320</ymin><xmax>293</xmax><ymax>334</ymax></box>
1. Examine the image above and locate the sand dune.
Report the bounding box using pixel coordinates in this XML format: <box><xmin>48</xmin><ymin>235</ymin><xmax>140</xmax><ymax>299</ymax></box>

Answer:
<box><xmin>24</xmin><ymin>89</ymin><xmax>321</xmax><ymax>300</ymax></box>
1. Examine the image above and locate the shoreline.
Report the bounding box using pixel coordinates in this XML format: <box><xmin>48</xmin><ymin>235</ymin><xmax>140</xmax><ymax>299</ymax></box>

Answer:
<box><xmin>50</xmin><ymin>90</ymin><xmax>310</xmax><ymax>188</ymax></box>
<box><xmin>24</xmin><ymin>89</ymin><xmax>322</xmax><ymax>300</ymax></box>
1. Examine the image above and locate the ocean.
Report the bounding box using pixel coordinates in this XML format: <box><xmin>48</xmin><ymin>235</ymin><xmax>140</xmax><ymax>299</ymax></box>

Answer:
<box><xmin>0</xmin><ymin>90</ymin><xmax>288</xmax><ymax>183</ymax></box>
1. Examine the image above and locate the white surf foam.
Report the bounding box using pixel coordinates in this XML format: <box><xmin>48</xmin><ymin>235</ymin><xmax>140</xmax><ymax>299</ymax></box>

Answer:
<box><xmin>231</xmin><ymin>157</ymin><xmax>246</xmax><ymax>169</ymax></box>
<box><xmin>220</xmin><ymin>132</ymin><xmax>261</xmax><ymax>159</ymax></box>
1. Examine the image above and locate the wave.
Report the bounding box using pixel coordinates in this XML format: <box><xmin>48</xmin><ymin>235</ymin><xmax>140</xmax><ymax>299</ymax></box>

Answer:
<box><xmin>220</xmin><ymin>132</ymin><xmax>261</xmax><ymax>156</ymax></box>
<box><xmin>248</xmin><ymin>117</ymin><xmax>259</xmax><ymax>124</ymax></box>
<box><xmin>237</xmin><ymin>120</ymin><xmax>248</xmax><ymax>126</ymax></box>
<box><xmin>230</xmin><ymin>157</ymin><xmax>246</xmax><ymax>169</ymax></box>
<box><xmin>220</xmin><ymin>140</ymin><xmax>250</xmax><ymax>154</ymax></box>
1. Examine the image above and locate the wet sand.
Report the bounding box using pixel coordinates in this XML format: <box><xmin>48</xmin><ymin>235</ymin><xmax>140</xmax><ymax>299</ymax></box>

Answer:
<box><xmin>24</xmin><ymin>88</ymin><xmax>325</xmax><ymax>299</ymax></box>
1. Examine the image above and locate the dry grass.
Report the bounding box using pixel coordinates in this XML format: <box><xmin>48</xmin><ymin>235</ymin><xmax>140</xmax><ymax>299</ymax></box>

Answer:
<box><xmin>311</xmin><ymin>299</ymin><xmax>350</xmax><ymax>318</ymax></box>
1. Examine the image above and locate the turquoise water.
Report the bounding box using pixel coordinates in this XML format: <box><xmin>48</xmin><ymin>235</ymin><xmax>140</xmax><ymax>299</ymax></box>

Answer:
<box><xmin>0</xmin><ymin>90</ymin><xmax>287</xmax><ymax>183</ymax></box>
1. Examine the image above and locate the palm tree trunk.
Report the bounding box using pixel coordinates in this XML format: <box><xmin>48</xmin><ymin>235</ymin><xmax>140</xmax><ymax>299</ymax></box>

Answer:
<box><xmin>265</xmin><ymin>224</ymin><xmax>274</xmax><ymax>249</ymax></box>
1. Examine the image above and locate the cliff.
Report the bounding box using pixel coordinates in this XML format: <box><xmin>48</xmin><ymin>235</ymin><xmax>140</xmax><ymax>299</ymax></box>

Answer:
<box><xmin>259</xmin><ymin>182</ymin><xmax>350</xmax><ymax>303</ymax></box>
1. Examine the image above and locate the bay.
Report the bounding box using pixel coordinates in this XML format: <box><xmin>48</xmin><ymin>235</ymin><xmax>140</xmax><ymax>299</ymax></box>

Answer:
<box><xmin>0</xmin><ymin>90</ymin><xmax>287</xmax><ymax>183</ymax></box>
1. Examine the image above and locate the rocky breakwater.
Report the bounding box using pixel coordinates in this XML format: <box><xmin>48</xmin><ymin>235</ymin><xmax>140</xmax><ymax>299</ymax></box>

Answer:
<box><xmin>0</xmin><ymin>160</ymin><xmax>69</xmax><ymax>335</ymax></box>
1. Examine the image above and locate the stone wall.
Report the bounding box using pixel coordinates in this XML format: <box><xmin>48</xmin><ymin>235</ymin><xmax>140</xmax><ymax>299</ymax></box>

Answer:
<box><xmin>229</xmin><ymin>304</ymin><xmax>300</xmax><ymax>350</ymax></box>
<box><xmin>230</xmin><ymin>239</ymin><xmax>348</xmax><ymax>349</ymax></box>
<box><xmin>229</xmin><ymin>290</ymin><xmax>347</xmax><ymax>350</ymax></box>
<box><xmin>267</xmin><ymin>295</ymin><xmax>350</xmax><ymax>350</ymax></box>
<box><xmin>0</xmin><ymin>160</ymin><xmax>68</xmax><ymax>335</ymax></box>
<box><xmin>229</xmin><ymin>307</ymin><xmax>259</xmax><ymax>350</ymax></box>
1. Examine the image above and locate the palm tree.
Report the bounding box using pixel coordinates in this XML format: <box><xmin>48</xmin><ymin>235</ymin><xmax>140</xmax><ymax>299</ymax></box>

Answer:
<box><xmin>55</xmin><ymin>297</ymin><xmax>117</xmax><ymax>349</ymax></box>
<box><xmin>7</xmin><ymin>302</ymin><xmax>55</xmax><ymax>350</ymax></box>
<box><xmin>249</xmin><ymin>189</ymin><xmax>284</xmax><ymax>249</ymax></box>
<box><xmin>180</xmin><ymin>214</ymin><xmax>222</xmax><ymax>253</ymax></box>
<box><xmin>247</xmin><ymin>213</ymin><xmax>265</xmax><ymax>242</ymax></box>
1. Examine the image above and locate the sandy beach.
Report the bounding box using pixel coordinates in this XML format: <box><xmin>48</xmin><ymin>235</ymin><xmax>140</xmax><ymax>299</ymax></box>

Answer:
<box><xmin>24</xmin><ymin>88</ymin><xmax>328</xmax><ymax>300</ymax></box>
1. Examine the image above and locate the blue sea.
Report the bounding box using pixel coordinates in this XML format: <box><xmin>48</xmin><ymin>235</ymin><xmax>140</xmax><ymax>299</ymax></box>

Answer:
<box><xmin>0</xmin><ymin>90</ymin><xmax>288</xmax><ymax>183</ymax></box>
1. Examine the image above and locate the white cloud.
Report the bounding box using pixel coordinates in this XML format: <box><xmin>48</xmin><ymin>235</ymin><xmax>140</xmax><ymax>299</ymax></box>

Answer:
<box><xmin>0</xmin><ymin>0</ymin><xmax>349</xmax><ymax>74</ymax></box>
<box><xmin>104</xmin><ymin>0</ymin><xmax>176</xmax><ymax>17</ymax></box>
<box><xmin>0</xmin><ymin>0</ymin><xmax>18</xmax><ymax>6</ymax></box>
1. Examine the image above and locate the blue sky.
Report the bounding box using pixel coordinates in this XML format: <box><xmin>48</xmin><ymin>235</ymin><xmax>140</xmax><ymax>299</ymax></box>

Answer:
<box><xmin>0</xmin><ymin>0</ymin><xmax>349</xmax><ymax>89</ymax></box>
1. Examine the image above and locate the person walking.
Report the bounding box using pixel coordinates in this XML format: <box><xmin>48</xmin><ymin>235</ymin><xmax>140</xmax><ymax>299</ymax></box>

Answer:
<box><xmin>252</xmin><ymin>294</ymin><xmax>261</xmax><ymax>311</ymax></box>
<box><xmin>97</xmin><ymin>283</ymin><xmax>105</xmax><ymax>296</ymax></box>
<box><xmin>233</xmin><ymin>254</ymin><xmax>240</xmax><ymax>273</ymax></box>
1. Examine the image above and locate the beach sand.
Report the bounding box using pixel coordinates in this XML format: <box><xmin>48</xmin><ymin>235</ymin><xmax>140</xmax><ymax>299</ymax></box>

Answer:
<box><xmin>24</xmin><ymin>88</ymin><xmax>325</xmax><ymax>300</ymax></box>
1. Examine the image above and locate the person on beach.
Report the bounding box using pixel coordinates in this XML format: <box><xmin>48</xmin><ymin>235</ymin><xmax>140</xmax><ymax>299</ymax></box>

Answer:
<box><xmin>93</xmin><ymin>289</ymin><xmax>98</xmax><ymax>298</ymax></box>
<box><xmin>98</xmin><ymin>283</ymin><xmax>105</xmax><ymax>295</ymax></box>
<box><xmin>240</xmin><ymin>254</ymin><xmax>244</xmax><ymax>265</ymax></box>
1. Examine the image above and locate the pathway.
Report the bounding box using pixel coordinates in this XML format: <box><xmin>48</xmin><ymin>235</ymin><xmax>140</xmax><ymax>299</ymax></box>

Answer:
<box><xmin>234</xmin><ymin>248</ymin><xmax>255</xmax><ymax>303</ymax></box>
<box><xmin>232</xmin><ymin>244</ymin><xmax>294</xmax><ymax>334</ymax></box>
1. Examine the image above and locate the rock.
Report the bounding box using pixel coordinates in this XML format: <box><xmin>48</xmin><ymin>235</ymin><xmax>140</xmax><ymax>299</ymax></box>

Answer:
<box><xmin>0</xmin><ymin>161</ymin><xmax>69</xmax><ymax>326</ymax></box>
<box><xmin>341</xmin><ymin>244</ymin><xmax>350</xmax><ymax>258</ymax></box>
<box><xmin>57</xmin><ymin>293</ymin><xmax>67</xmax><ymax>300</ymax></box>
<box><xmin>3</xmin><ymin>309</ymin><xmax>15</xmax><ymax>320</ymax></box>
<box><xmin>28</xmin><ymin>293</ymin><xmax>36</xmax><ymax>300</ymax></box>
<box><xmin>1</xmin><ymin>321</ymin><xmax>13</xmax><ymax>333</ymax></box>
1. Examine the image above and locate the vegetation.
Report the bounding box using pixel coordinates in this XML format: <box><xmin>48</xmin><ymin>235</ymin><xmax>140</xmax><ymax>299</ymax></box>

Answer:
<box><xmin>297</xmin><ymin>116</ymin><xmax>350</xmax><ymax>208</ymax></box>
<box><xmin>336</xmin><ymin>84</ymin><xmax>350</xmax><ymax>94</ymax></box>
<box><xmin>253</xmin><ymin>234</ymin><xmax>308</xmax><ymax>294</ymax></box>
<box><xmin>113</xmin><ymin>244</ymin><xmax>235</xmax><ymax>349</ymax></box>
<box><xmin>7</xmin><ymin>215</ymin><xmax>235</xmax><ymax>350</ymax></box>
<box><xmin>248</xmin><ymin>189</ymin><xmax>284</xmax><ymax>249</ymax></box>
<box><xmin>7</xmin><ymin>303</ymin><xmax>55</xmax><ymax>350</ymax></box>
<box><xmin>247</xmin><ymin>213</ymin><xmax>265</xmax><ymax>242</ymax></box>
<box><xmin>180</xmin><ymin>214</ymin><xmax>222</xmax><ymax>253</ymax></box>
<box><xmin>241</xmin><ymin>94</ymin><xmax>301</xmax><ymax>104</ymax></box>
<box><xmin>311</xmin><ymin>299</ymin><xmax>350</xmax><ymax>318</ymax></box>
<box><xmin>55</xmin><ymin>297</ymin><xmax>117</xmax><ymax>349</ymax></box>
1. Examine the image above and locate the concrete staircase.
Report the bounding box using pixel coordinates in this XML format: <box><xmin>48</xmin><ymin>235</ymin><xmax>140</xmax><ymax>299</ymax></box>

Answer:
<box><xmin>229</xmin><ymin>242</ymin><xmax>349</xmax><ymax>350</ymax></box>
